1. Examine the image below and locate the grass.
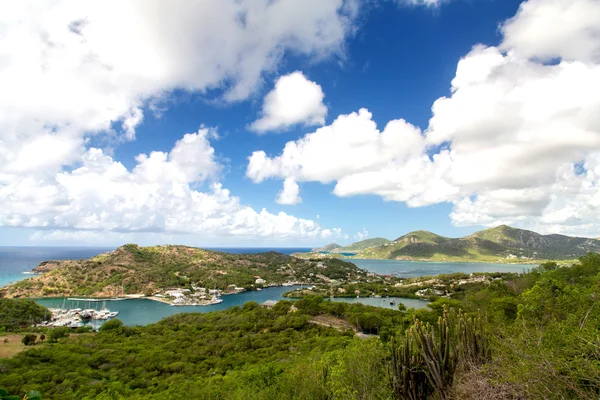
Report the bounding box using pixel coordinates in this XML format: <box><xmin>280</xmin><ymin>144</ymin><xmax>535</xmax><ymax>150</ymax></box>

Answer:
<box><xmin>0</xmin><ymin>334</ymin><xmax>26</xmax><ymax>358</ymax></box>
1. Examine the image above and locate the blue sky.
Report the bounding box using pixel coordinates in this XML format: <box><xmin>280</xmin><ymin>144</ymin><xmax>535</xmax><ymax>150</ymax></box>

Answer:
<box><xmin>1</xmin><ymin>0</ymin><xmax>599</xmax><ymax>246</ymax></box>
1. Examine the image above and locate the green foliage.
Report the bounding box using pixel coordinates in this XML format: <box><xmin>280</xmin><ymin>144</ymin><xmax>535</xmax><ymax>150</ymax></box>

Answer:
<box><xmin>0</xmin><ymin>300</ymin><xmax>50</xmax><ymax>331</ymax></box>
<box><xmin>0</xmin><ymin>389</ymin><xmax>40</xmax><ymax>400</ymax></box>
<box><xmin>389</xmin><ymin>311</ymin><xmax>489</xmax><ymax>400</ymax></box>
<box><xmin>3</xmin><ymin>245</ymin><xmax>366</xmax><ymax>297</ymax></box>
<box><xmin>21</xmin><ymin>335</ymin><xmax>36</xmax><ymax>346</ymax></box>
<box><xmin>98</xmin><ymin>318</ymin><xmax>124</xmax><ymax>333</ymax></box>
<box><xmin>1</xmin><ymin>253</ymin><xmax>599</xmax><ymax>399</ymax></box>
<box><xmin>47</xmin><ymin>327</ymin><xmax>70</xmax><ymax>343</ymax></box>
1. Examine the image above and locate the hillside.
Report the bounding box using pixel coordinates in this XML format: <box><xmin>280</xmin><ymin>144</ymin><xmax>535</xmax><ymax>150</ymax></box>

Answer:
<box><xmin>337</xmin><ymin>237</ymin><xmax>391</xmax><ymax>252</ymax></box>
<box><xmin>0</xmin><ymin>244</ymin><xmax>365</xmax><ymax>298</ymax></box>
<box><xmin>300</xmin><ymin>225</ymin><xmax>600</xmax><ymax>262</ymax></box>
<box><xmin>312</xmin><ymin>243</ymin><xmax>342</xmax><ymax>252</ymax></box>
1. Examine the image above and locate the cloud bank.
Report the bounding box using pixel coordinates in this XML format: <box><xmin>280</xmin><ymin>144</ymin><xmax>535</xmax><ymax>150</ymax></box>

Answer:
<box><xmin>0</xmin><ymin>0</ymin><xmax>358</xmax><ymax>241</ymax></box>
<box><xmin>247</xmin><ymin>0</ymin><xmax>600</xmax><ymax>237</ymax></box>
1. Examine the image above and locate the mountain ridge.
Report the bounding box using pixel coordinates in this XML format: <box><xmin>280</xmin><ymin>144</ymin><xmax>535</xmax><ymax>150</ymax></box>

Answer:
<box><xmin>304</xmin><ymin>225</ymin><xmax>600</xmax><ymax>262</ymax></box>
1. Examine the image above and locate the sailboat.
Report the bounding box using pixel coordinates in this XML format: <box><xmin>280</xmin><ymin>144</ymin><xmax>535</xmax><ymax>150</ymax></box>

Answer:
<box><xmin>112</xmin><ymin>283</ymin><xmax>126</xmax><ymax>300</ymax></box>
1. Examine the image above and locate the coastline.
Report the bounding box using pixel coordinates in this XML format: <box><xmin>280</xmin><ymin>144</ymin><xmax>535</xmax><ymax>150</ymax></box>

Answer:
<box><xmin>292</xmin><ymin>253</ymin><xmax>564</xmax><ymax>266</ymax></box>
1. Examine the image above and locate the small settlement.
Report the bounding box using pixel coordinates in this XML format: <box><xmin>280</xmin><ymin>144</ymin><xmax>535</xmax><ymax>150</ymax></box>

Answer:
<box><xmin>149</xmin><ymin>283</ymin><xmax>244</xmax><ymax>306</ymax></box>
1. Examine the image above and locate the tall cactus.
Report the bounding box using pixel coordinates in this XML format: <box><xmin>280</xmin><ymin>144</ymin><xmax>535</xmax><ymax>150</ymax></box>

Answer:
<box><xmin>412</xmin><ymin>316</ymin><xmax>457</xmax><ymax>400</ymax></box>
<box><xmin>388</xmin><ymin>310</ymin><xmax>490</xmax><ymax>399</ymax></box>
<box><xmin>389</xmin><ymin>330</ymin><xmax>431</xmax><ymax>400</ymax></box>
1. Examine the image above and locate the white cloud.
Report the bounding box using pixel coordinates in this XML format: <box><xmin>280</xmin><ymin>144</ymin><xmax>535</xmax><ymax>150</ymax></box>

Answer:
<box><xmin>1</xmin><ymin>130</ymin><xmax>336</xmax><ymax>240</ymax></box>
<box><xmin>0</xmin><ymin>0</ymin><xmax>355</xmax><ymax>241</ymax></box>
<box><xmin>247</xmin><ymin>108</ymin><xmax>457</xmax><ymax>207</ymax></box>
<box><xmin>247</xmin><ymin>0</ymin><xmax>600</xmax><ymax>237</ymax></box>
<box><xmin>250</xmin><ymin>72</ymin><xmax>328</xmax><ymax>133</ymax></box>
<box><xmin>401</xmin><ymin>0</ymin><xmax>449</xmax><ymax>7</ymax></box>
<box><xmin>500</xmin><ymin>0</ymin><xmax>600</xmax><ymax>63</ymax></box>
<box><xmin>355</xmin><ymin>229</ymin><xmax>369</xmax><ymax>241</ymax></box>
<box><xmin>277</xmin><ymin>178</ymin><xmax>302</xmax><ymax>205</ymax></box>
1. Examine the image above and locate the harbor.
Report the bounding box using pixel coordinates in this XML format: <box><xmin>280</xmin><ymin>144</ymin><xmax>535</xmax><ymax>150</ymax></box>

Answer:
<box><xmin>35</xmin><ymin>286</ymin><xmax>427</xmax><ymax>327</ymax></box>
<box><xmin>37</xmin><ymin>300</ymin><xmax>119</xmax><ymax>328</ymax></box>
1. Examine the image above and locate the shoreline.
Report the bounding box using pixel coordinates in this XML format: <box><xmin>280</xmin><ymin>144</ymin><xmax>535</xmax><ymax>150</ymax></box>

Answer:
<box><xmin>293</xmin><ymin>253</ymin><xmax>559</xmax><ymax>266</ymax></box>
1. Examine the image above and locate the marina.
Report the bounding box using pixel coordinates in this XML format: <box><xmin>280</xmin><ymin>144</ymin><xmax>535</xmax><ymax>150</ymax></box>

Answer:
<box><xmin>36</xmin><ymin>299</ymin><xmax>120</xmax><ymax>328</ymax></box>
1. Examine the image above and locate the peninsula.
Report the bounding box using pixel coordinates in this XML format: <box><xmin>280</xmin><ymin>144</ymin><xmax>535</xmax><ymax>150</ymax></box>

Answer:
<box><xmin>0</xmin><ymin>244</ymin><xmax>367</xmax><ymax>302</ymax></box>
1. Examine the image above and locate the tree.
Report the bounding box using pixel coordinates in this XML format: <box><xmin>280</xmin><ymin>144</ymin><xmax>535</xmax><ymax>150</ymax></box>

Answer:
<box><xmin>99</xmin><ymin>318</ymin><xmax>124</xmax><ymax>333</ymax></box>
<box><xmin>2</xmin><ymin>338</ymin><xmax>7</xmax><ymax>345</ymax></box>
<box><xmin>21</xmin><ymin>334</ymin><xmax>36</xmax><ymax>346</ymax></box>
<box><xmin>48</xmin><ymin>327</ymin><xmax>69</xmax><ymax>343</ymax></box>
<box><xmin>39</xmin><ymin>334</ymin><xmax>45</xmax><ymax>342</ymax></box>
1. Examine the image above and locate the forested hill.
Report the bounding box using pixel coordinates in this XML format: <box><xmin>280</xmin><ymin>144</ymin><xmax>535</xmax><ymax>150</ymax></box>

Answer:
<box><xmin>0</xmin><ymin>245</ymin><xmax>364</xmax><ymax>298</ymax></box>
<box><xmin>301</xmin><ymin>225</ymin><xmax>600</xmax><ymax>262</ymax></box>
<box><xmin>2</xmin><ymin>254</ymin><xmax>600</xmax><ymax>399</ymax></box>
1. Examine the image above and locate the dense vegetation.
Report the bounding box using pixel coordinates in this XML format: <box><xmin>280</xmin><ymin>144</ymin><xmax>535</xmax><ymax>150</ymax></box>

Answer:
<box><xmin>0</xmin><ymin>299</ymin><xmax>50</xmax><ymax>332</ymax></box>
<box><xmin>301</xmin><ymin>225</ymin><xmax>600</xmax><ymax>262</ymax></box>
<box><xmin>1</xmin><ymin>253</ymin><xmax>599</xmax><ymax>399</ymax></box>
<box><xmin>1</xmin><ymin>245</ymin><xmax>365</xmax><ymax>298</ymax></box>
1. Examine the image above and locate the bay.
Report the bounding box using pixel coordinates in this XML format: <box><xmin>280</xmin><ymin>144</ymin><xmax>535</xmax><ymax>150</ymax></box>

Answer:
<box><xmin>34</xmin><ymin>286</ymin><xmax>426</xmax><ymax>326</ymax></box>
<box><xmin>350</xmin><ymin>258</ymin><xmax>534</xmax><ymax>276</ymax></box>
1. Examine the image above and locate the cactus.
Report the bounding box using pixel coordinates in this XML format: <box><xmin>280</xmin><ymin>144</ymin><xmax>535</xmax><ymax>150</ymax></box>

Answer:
<box><xmin>455</xmin><ymin>312</ymin><xmax>490</xmax><ymax>364</ymax></box>
<box><xmin>388</xmin><ymin>310</ymin><xmax>490</xmax><ymax>399</ymax></box>
<box><xmin>412</xmin><ymin>316</ymin><xmax>457</xmax><ymax>400</ymax></box>
<box><xmin>389</xmin><ymin>330</ymin><xmax>431</xmax><ymax>400</ymax></box>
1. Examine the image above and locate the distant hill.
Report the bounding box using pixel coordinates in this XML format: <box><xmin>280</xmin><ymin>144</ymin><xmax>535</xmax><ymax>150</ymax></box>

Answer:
<box><xmin>337</xmin><ymin>238</ymin><xmax>391</xmax><ymax>252</ymax></box>
<box><xmin>299</xmin><ymin>226</ymin><xmax>600</xmax><ymax>262</ymax></box>
<box><xmin>0</xmin><ymin>244</ymin><xmax>364</xmax><ymax>298</ymax></box>
<box><xmin>312</xmin><ymin>243</ymin><xmax>342</xmax><ymax>252</ymax></box>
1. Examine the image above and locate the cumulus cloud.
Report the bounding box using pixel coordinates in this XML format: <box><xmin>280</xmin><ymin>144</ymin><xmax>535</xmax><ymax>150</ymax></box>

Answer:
<box><xmin>247</xmin><ymin>0</ymin><xmax>600</xmax><ymax>237</ymax></box>
<box><xmin>250</xmin><ymin>72</ymin><xmax>328</xmax><ymax>133</ymax></box>
<box><xmin>1</xmin><ymin>129</ymin><xmax>337</xmax><ymax>240</ymax></box>
<box><xmin>0</xmin><ymin>0</ymin><xmax>355</xmax><ymax>241</ymax></box>
<box><xmin>277</xmin><ymin>178</ymin><xmax>302</xmax><ymax>205</ymax></box>
<box><xmin>355</xmin><ymin>229</ymin><xmax>369</xmax><ymax>241</ymax></box>
<box><xmin>247</xmin><ymin>108</ymin><xmax>457</xmax><ymax>206</ymax></box>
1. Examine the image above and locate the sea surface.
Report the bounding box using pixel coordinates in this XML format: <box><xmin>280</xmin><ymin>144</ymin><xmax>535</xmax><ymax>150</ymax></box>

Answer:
<box><xmin>1</xmin><ymin>246</ymin><xmax>535</xmax><ymax>326</ymax></box>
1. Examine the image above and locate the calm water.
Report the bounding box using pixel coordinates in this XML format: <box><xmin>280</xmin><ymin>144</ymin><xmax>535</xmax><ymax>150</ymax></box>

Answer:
<box><xmin>351</xmin><ymin>259</ymin><xmax>533</xmax><ymax>276</ymax></box>
<box><xmin>34</xmin><ymin>287</ymin><xmax>426</xmax><ymax>326</ymax></box>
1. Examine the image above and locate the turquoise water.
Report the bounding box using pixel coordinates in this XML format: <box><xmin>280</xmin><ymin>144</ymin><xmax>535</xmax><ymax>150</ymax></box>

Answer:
<box><xmin>34</xmin><ymin>286</ymin><xmax>427</xmax><ymax>326</ymax></box>
<box><xmin>351</xmin><ymin>259</ymin><xmax>534</xmax><ymax>276</ymax></box>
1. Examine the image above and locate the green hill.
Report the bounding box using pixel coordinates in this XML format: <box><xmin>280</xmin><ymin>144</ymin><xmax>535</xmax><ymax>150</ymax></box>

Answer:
<box><xmin>0</xmin><ymin>244</ymin><xmax>364</xmax><ymax>298</ymax></box>
<box><xmin>337</xmin><ymin>237</ymin><xmax>391</xmax><ymax>252</ymax></box>
<box><xmin>312</xmin><ymin>243</ymin><xmax>342</xmax><ymax>252</ymax></box>
<box><xmin>298</xmin><ymin>226</ymin><xmax>600</xmax><ymax>262</ymax></box>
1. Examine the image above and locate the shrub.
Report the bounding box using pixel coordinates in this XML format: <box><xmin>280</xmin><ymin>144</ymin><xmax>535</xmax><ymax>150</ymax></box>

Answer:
<box><xmin>21</xmin><ymin>334</ymin><xmax>37</xmax><ymax>346</ymax></box>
